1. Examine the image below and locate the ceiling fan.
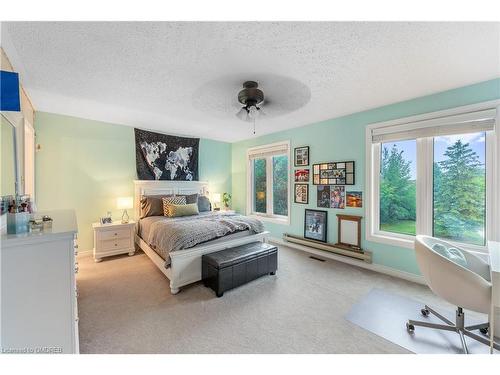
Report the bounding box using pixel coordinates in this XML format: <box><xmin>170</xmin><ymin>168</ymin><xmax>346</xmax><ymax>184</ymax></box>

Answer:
<box><xmin>236</xmin><ymin>81</ymin><xmax>266</xmax><ymax>133</ymax></box>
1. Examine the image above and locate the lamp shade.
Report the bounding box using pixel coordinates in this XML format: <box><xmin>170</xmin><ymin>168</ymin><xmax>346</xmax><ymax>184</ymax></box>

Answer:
<box><xmin>116</xmin><ymin>196</ymin><xmax>133</xmax><ymax>210</ymax></box>
<box><xmin>211</xmin><ymin>193</ymin><xmax>221</xmax><ymax>204</ymax></box>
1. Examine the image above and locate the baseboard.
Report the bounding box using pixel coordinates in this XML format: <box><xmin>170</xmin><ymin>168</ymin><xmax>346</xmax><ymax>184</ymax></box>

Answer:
<box><xmin>77</xmin><ymin>249</ymin><xmax>93</xmax><ymax>258</ymax></box>
<box><xmin>268</xmin><ymin>237</ymin><xmax>426</xmax><ymax>285</ymax></box>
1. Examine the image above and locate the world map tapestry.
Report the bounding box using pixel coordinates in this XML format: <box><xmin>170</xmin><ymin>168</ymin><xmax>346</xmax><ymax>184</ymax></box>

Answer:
<box><xmin>135</xmin><ymin>128</ymin><xmax>199</xmax><ymax>181</ymax></box>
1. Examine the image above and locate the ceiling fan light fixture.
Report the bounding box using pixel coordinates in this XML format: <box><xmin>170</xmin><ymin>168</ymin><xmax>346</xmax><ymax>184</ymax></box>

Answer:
<box><xmin>247</xmin><ymin>105</ymin><xmax>260</xmax><ymax>120</ymax></box>
<box><xmin>236</xmin><ymin>81</ymin><xmax>265</xmax><ymax>134</ymax></box>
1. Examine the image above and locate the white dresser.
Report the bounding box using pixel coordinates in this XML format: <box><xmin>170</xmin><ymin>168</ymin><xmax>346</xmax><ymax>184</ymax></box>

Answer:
<box><xmin>0</xmin><ymin>209</ymin><xmax>79</xmax><ymax>354</ymax></box>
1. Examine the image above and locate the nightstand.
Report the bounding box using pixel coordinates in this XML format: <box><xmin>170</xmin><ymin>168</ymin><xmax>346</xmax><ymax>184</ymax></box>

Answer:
<box><xmin>92</xmin><ymin>221</ymin><xmax>136</xmax><ymax>262</ymax></box>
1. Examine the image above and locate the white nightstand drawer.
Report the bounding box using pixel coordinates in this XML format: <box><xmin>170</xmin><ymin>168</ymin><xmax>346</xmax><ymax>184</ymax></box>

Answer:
<box><xmin>99</xmin><ymin>228</ymin><xmax>130</xmax><ymax>241</ymax></box>
<box><xmin>100</xmin><ymin>237</ymin><xmax>132</xmax><ymax>251</ymax></box>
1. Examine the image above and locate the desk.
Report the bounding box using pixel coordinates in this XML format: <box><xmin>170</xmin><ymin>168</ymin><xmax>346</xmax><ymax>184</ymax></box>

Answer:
<box><xmin>487</xmin><ymin>241</ymin><xmax>500</xmax><ymax>352</ymax></box>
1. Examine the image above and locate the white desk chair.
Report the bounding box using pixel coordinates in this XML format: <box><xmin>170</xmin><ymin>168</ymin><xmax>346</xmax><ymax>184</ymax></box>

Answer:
<box><xmin>408</xmin><ymin>235</ymin><xmax>499</xmax><ymax>353</ymax></box>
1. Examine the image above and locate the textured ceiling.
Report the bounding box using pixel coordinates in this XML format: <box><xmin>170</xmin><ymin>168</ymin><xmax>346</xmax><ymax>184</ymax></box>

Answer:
<box><xmin>2</xmin><ymin>22</ymin><xmax>499</xmax><ymax>142</ymax></box>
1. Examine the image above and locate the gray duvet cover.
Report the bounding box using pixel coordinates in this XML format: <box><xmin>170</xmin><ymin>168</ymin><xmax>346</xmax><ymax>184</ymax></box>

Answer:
<box><xmin>139</xmin><ymin>212</ymin><xmax>264</xmax><ymax>263</ymax></box>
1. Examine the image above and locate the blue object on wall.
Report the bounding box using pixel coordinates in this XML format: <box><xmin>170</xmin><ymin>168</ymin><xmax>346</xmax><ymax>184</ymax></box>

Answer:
<box><xmin>0</xmin><ymin>70</ymin><xmax>21</xmax><ymax>111</ymax></box>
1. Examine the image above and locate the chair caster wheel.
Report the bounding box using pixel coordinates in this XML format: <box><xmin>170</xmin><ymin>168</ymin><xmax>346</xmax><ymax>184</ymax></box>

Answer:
<box><xmin>406</xmin><ymin>322</ymin><xmax>415</xmax><ymax>333</ymax></box>
<box><xmin>480</xmin><ymin>327</ymin><xmax>488</xmax><ymax>335</ymax></box>
<box><xmin>421</xmin><ymin>308</ymin><xmax>430</xmax><ymax>317</ymax></box>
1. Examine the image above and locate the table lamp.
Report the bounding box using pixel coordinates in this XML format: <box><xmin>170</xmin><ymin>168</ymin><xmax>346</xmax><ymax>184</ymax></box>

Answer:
<box><xmin>116</xmin><ymin>196</ymin><xmax>133</xmax><ymax>223</ymax></box>
<box><xmin>212</xmin><ymin>193</ymin><xmax>221</xmax><ymax>211</ymax></box>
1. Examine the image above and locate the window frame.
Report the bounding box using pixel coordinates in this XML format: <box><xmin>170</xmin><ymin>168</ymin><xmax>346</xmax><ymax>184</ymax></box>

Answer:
<box><xmin>246</xmin><ymin>141</ymin><xmax>291</xmax><ymax>224</ymax></box>
<box><xmin>366</xmin><ymin>100</ymin><xmax>500</xmax><ymax>254</ymax></box>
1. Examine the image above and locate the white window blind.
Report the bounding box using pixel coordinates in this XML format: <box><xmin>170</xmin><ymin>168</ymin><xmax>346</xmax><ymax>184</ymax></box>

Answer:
<box><xmin>371</xmin><ymin>108</ymin><xmax>496</xmax><ymax>143</ymax></box>
<box><xmin>247</xmin><ymin>142</ymin><xmax>289</xmax><ymax>159</ymax></box>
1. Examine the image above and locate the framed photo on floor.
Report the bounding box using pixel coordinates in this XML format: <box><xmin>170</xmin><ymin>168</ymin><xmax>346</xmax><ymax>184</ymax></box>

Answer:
<box><xmin>294</xmin><ymin>146</ymin><xmax>309</xmax><ymax>167</ymax></box>
<box><xmin>294</xmin><ymin>184</ymin><xmax>309</xmax><ymax>204</ymax></box>
<box><xmin>304</xmin><ymin>209</ymin><xmax>328</xmax><ymax>242</ymax></box>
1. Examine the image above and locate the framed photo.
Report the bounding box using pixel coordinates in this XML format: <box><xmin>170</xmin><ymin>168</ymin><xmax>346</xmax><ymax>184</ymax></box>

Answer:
<box><xmin>346</xmin><ymin>191</ymin><xmax>363</xmax><ymax>208</ymax></box>
<box><xmin>331</xmin><ymin>186</ymin><xmax>345</xmax><ymax>209</ymax></box>
<box><xmin>317</xmin><ymin>185</ymin><xmax>331</xmax><ymax>208</ymax></box>
<box><xmin>304</xmin><ymin>209</ymin><xmax>328</xmax><ymax>242</ymax></box>
<box><xmin>312</xmin><ymin>161</ymin><xmax>355</xmax><ymax>185</ymax></box>
<box><xmin>294</xmin><ymin>169</ymin><xmax>310</xmax><ymax>182</ymax></box>
<box><xmin>294</xmin><ymin>146</ymin><xmax>309</xmax><ymax>167</ymax></box>
<box><xmin>294</xmin><ymin>184</ymin><xmax>309</xmax><ymax>204</ymax></box>
<box><xmin>100</xmin><ymin>216</ymin><xmax>113</xmax><ymax>225</ymax></box>
<box><xmin>336</xmin><ymin>214</ymin><xmax>362</xmax><ymax>250</ymax></box>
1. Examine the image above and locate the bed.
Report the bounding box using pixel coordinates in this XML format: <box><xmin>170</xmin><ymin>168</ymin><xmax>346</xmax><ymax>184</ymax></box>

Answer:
<box><xmin>134</xmin><ymin>180</ymin><xmax>270</xmax><ymax>294</ymax></box>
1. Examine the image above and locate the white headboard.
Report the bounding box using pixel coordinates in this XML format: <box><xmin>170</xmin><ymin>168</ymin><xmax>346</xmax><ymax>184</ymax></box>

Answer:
<box><xmin>134</xmin><ymin>180</ymin><xmax>209</xmax><ymax>219</ymax></box>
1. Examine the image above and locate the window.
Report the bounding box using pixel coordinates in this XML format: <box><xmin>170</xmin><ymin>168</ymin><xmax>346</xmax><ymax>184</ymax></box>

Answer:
<box><xmin>366</xmin><ymin>103</ymin><xmax>499</xmax><ymax>252</ymax></box>
<box><xmin>253</xmin><ymin>158</ymin><xmax>267</xmax><ymax>213</ymax></box>
<box><xmin>379</xmin><ymin>140</ymin><xmax>417</xmax><ymax>236</ymax></box>
<box><xmin>433</xmin><ymin>133</ymin><xmax>486</xmax><ymax>246</ymax></box>
<box><xmin>247</xmin><ymin>141</ymin><xmax>290</xmax><ymax>223</ymax></box>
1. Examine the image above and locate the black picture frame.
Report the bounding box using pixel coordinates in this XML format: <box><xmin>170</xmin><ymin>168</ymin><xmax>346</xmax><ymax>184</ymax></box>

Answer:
<box><xmin>294</xmin><ymin>146</ymin><xmax>310</xmax><ymax>167</ymax></box>
<box><xmin>294</xmin><ymin>183</ymin><xmax>309</xmax><ymax>204</ymax></box>
<box><xmin>304</xmin><ymin>209</ymin><xmax>328</xmax><ymax>243</ymax></box>
<box><xmin>312</xmin><ymin>161</ymin><xmax>355</xmax><ymax>185</ymax></box>
<box><xmin>100</xmin><ymin>216</ymin><xmax>112</xmax><ymax>225</ymax></box>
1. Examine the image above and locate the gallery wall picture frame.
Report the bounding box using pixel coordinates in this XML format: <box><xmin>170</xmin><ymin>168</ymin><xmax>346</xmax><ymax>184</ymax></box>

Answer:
<box><xmin>304</xmin><ymin>209</ymin><xmax>328</xmax><ymax>243</ymax></box>
<box><xmin>294</xmin><ymin>169</ymin><xmax>310</xmax><ymax>182</ymax></box>
<box><xmin>317</xmin><ymin>185</ymin><xmax>331</xmax><ymax>208</ymax></box>
<box><xmin>312</xmin><ymin>161</ymin><xmax>355</xmax><ymax>185</ymax></box>
<box><xmin>294</xmin><ymin>146</ymin><xmax>310</xmax><ymax>167</ymax></box>
<box><xmin>331</xmin><ymin>185</ymin><xmax>345</xmax><ymax>209</ymax></box>
<box><xmin>346</xmin><ymin>191</ymin><xmax>363</xmax><ymax>208</ymax></box>
<box><xmin>317</xmin><ymin>185</ymin><xmax>345</xmax><ymax>209</ymax></box>
<box><xmin>336</xmin><ymin>214</ymin><xmax>362</xmax><ymax>251</ymax></box>
<box><xmin>294</xmin><ymin>184</ymin><xmax>309</xmax><ymax>204</ymax></box>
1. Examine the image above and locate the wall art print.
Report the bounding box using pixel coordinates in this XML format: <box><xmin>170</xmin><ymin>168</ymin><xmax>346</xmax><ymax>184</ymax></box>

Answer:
<box><xmin>312</xmin><ymin>161</ymin><xmax>355</xmax><ymax>185</ymax></box>
<box><xmin>346</xmin><ymin>191</ymin><xmax>363</xmax><ymax>208</ymax></box>
<box><xmin>317</xmin><ymin>185</ymin><xmax>345</xmax><ymax>209</ymax></box>
<box><xmin>304</xmin><ymin>209</ymin><xmax>328</xmax><ymax>242</ymax></box>
<box><xmin>294</xmin><ymin>169</ymin><xmax>310</xmax><ymax>182</ymax></box>
<box><xmin>294</xmin><ymin>183</ymin><xmax>309</xmax><ymax>204</ymax></box>
<box><xmin>135</xmin><ymin>128</ymin><xmax>199</xmax><ymax>181</ymax></box>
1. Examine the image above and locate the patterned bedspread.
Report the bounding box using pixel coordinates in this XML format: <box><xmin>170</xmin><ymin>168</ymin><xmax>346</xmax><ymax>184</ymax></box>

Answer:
<box><xmin>145</xmin><ymin>213</ymin><xmax>264</xmax><ymax>263</ymax></box>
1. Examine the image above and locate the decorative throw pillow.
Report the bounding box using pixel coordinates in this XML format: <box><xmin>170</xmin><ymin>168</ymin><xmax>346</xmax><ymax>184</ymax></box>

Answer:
<box><xmin>162</xmin><ymin>196</ymin><xmax>187</xmax><ymax>217</ymax></box>
<box><xmin>140</xmin><ymin>194</ymin><xmax>173</xmax><ymax>218</ymax></box>
<box><xmin>178</xmin><ymin>193</ymin><xmax>198</xmax><ymax>205</ymax></box>
<box><xmin>164</xmin><ymin>203</ymin><xmax>199</xmax><ymax>218</ymax></box>
<box><xmin>197</xmin><ymin>195</ymin><xmax>212</xmax><ymax>212</ymax></box>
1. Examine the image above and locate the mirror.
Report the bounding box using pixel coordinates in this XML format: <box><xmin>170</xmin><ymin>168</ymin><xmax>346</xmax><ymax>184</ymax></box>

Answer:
<box><xmin>1</xmin><ymin>114</ymin><xmax>18</xmax><ymax>197</ymax></box>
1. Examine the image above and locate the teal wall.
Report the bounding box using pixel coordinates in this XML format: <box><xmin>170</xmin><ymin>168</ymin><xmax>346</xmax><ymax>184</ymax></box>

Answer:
<box><xmin>232</xmin><ymin>78</ymin><xmax>500</xmax><ymax>275</ymax></box>
<box><xmin>35</xmin><ymin>112</ymin><xmax>232</xmax><ymax>252</ymax></box>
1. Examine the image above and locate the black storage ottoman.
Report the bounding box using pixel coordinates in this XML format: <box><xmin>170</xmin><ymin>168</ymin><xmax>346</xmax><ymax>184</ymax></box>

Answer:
<box><xmin>202</xmin><ymin>242</ymin><xmax>278</xmax><ymax>297</ymax></box>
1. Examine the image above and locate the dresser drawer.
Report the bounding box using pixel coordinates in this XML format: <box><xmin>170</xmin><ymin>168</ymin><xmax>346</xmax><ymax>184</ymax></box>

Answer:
<box><xmin>99</xmin><ymin>228</ymin><xmax>130</xmax><ymax>241</ymax></box>
<box><xmin>100</xmin><ymin>237</ymin><xmax>132</xmax><ymax>251</ymax></box>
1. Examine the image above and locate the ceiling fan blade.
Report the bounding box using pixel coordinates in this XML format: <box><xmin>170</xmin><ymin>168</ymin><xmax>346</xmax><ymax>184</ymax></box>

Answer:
<box><xmin>236</xmin><ymin>107</ymin><xmax>249</xmax><ymax>121</ymax></box>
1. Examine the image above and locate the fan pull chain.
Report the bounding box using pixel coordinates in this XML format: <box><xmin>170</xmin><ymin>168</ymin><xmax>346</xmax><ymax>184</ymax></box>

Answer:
<box><xmin>253</xmin><ymin>118</ymin><xmax>256</xmax><ymax>135</ymax></box>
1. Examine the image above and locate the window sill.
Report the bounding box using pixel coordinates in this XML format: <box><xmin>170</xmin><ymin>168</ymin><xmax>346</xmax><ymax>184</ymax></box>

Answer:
<box><xmin>249</xmin><ymin>214</ymin><xmax>290</xmax><ymax>225</ymax></box>
<box><xmin>366</xmin><ymin>231</ymin><xmax>415</xmax><ymax>249</ymax></box>
<box><xmin>367</xmin><ymin>231</ymin><xmax>489</xmax><ymax>255</ymax></box>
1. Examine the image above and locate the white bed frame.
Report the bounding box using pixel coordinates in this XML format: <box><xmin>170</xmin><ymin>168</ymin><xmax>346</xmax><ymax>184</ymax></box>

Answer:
<box><xmin>133</xmin><ymin>180</ymin><xmax>269</xmax><ymax>294</ymax></box>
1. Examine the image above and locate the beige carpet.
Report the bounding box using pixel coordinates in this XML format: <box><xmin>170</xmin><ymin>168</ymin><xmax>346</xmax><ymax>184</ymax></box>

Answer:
<box><xmin>76</xmin><ymin>245</ymin><xmax>451</xmax><ymax>354</ymax></box>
